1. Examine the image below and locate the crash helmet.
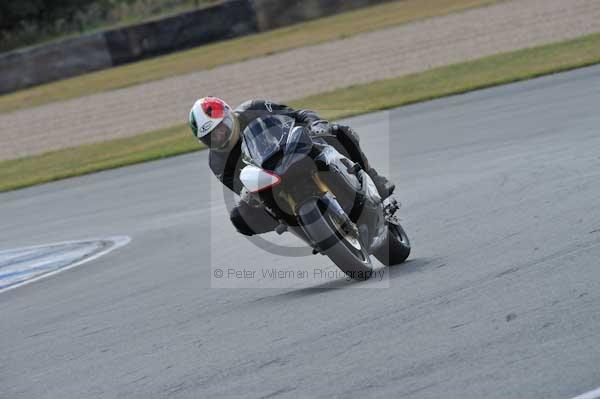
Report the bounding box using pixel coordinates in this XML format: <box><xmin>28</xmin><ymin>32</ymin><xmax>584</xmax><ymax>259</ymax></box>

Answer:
<box><xmin>189</xmin><ymin>97</ymin><xmax>239</xmax><ymax>151</ymax></box>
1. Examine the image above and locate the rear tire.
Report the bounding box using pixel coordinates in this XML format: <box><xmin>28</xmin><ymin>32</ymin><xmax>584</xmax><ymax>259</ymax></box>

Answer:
<box><xmin>298</xmin><ymin>199</ymin><xmax>373</xmax><ymax>281</ymax></box>
<box><xmin>373</xmin><ymin>222</ymin><xmax>411</xmax><ymax>266</ymax></box>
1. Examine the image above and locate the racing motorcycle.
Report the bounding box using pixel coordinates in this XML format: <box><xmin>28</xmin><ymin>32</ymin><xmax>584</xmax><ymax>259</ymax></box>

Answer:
<box><xmin>238</xmin><ymin>115</ymin><xmax>410</xmax><ymax>280</ymax></box>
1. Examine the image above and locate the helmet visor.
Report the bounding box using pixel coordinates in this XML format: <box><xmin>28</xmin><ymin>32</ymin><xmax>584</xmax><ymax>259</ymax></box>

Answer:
<box><xmin>199</xmin><ymin>113</ymin><xmax>235</xmax><ymax>150</ymax></box>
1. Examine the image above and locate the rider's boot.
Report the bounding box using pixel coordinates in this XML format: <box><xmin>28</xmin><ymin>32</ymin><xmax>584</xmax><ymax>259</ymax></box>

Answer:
<box><xmin>366</xmin><ymin>168</ymin><xmax>395</xmax><ymax>199</ymax></box>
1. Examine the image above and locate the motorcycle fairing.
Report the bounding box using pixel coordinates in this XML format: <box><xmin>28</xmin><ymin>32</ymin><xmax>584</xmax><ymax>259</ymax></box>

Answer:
<box><xmin>240</xmin><ymin>114</ymin><xmax>388</xmax><ymax>254</ymax></box>
<box><xmin>274</xmin><ymin>125</ymin><xmax>313</xmax><ymax>175</ymax></box>
<box><xmin>242</xmin><ymin>115</ymin><xmax>295</xmax><ymax>169</ymax></box>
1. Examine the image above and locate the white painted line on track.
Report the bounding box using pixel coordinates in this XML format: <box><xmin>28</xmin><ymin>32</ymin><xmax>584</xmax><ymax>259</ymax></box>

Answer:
<box><xmin>0</xmin><ymin>236</ymin><xmax>131</xmax><ymax>294</ymax></box>
<box><xmin>571</xmin><ymin>387</ymin><xmax>600</xmax><ymax>399</ymax></box>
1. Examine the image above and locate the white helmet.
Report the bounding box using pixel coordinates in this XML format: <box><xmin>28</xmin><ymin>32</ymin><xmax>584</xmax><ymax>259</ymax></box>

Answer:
<box><xmin>189</xmin><ymin>97</ymin><xmax>238</xmax><ymax>151</ymax></box>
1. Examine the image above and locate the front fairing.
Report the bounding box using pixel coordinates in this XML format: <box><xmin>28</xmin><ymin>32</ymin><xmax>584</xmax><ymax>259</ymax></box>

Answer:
<box><xmin>241</xmin><ymin>115</ymin><xmax>291</xmax><ymax>167</ymax></box>
<box><xmin>273</xmin><ymin>124</ymin><xmax>313</xmax><ymax>175</ymax></box>
<box><xmin>240</xmin><ymin>115</ymin><xmax>315</xmax><ymax>224</ymax></box>
<box><xmin>241</xmin><ymin>115</ymin><xmax>311</xmax><ymax>173</ymax></box>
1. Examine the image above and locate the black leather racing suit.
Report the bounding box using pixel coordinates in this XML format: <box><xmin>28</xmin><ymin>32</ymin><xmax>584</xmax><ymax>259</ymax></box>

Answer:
<box><xmin>209</xmin><ymin>99</ymin><xmax>370</xmax><ymax>236</ymax></box>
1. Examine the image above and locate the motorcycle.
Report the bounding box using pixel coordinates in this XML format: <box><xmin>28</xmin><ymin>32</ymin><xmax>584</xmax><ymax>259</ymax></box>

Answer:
<box><xmin>238</xmin><ymin>115</ymin><xmax>410</xmax><ymax>280</ymax></box>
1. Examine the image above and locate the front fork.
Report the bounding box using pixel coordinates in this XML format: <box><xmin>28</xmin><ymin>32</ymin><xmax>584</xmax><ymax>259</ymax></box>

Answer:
<box><xmin>274</xmin><ymin>171</ymin><xmax>369</xmax><ymax>253</ymax></box>
<box><xmin>295</xmin><ymin>174</ymin><xmax>362</xmax><ymax>252</ymax></box>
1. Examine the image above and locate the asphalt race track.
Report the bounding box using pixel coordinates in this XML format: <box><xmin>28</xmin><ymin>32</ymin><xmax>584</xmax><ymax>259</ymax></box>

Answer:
<box><xmin>2</xmin><ymin>65</ymin><xmax>600</xmax><ymax>399</ymax></box>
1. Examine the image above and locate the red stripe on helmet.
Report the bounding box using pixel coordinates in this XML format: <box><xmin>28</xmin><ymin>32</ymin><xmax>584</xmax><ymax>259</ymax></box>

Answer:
<box><xmin>201</xmin><ymin>97</ymin><xmax>226</xmax><ymax>119</ymax></box>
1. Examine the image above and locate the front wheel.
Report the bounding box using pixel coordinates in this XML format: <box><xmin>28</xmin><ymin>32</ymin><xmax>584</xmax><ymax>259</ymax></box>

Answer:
<box><xmin>373</xmin><ymin>222</ymin><xmax>411</xmax><ymax>266</ymax></box>
<box><xmin>298</xmin><ymin>199</ymin><xmax>374</xmax><ymax>281</ymax></box>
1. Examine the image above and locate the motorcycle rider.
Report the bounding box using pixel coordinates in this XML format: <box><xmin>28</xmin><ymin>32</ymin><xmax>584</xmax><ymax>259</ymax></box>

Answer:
<box><xmin>188</xmin><ymin>97</ymin><xmax>394</xmax><ymax>236</ymax></box>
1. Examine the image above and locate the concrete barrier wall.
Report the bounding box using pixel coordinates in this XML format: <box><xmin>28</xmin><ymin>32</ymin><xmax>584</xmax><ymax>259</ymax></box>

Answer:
<box><xmin>253</xmin><ymin>0</ymin><xmax>394</xmax><ymax>31</ymax></box>
<box><xmin>0</xmin><ymin>33</ymin><xmax>112</xmax><ymax>94</ymax></box>
<box><xmin>104</xmin><ymin>0</ymin><xmax>257</xmax><ymax>65</ymax></box>
<box><xmin>0</xmin><ymin>0</ymin><xmax>395</xmax><ymax>94</ymax></box>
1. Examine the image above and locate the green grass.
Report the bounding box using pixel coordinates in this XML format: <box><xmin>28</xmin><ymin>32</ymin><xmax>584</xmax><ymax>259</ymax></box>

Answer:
<box><xmin>0</xmin><ymin>0</ymin><xmax>502</xmax><ymax>114</ymax></box>
<box><xmin>0</xmin><ymin>125</ymin><xmax>197</xmax><ymax>192</ymax></box>
<box><xmin>2</xmin><ymin>32</ymin><xmax>600</xmax><ymax>193</ymax></box>
<box><xmin>292</xmin><ymin>32</ymin><xmax>600</xmax><ymax>119</ymax></box>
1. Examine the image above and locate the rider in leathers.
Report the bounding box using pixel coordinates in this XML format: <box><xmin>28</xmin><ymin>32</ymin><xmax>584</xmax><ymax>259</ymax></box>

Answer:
<box><xmin>189</xmin><ymin>97</ymin><xmax>394</xmax><ymax>236</ymax></box>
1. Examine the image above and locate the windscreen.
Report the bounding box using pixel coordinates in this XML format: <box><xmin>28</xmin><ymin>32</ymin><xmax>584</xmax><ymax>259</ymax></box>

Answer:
<box><xmin>242</xmin><ymin>115</ymin><xmax>295</xmax><ymax>167</ymax></box>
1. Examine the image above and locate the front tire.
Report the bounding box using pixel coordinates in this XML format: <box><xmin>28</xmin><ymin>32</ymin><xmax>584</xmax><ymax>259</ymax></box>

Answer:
<box><xmin>373</xmin><ymin>222</ymin><xmax>411</xmax><ymax>266</ymax></box>
<box><xmin>298</xmin><ymin>199</ymin><xmax>374</xmax><ymax>281</ymax></box>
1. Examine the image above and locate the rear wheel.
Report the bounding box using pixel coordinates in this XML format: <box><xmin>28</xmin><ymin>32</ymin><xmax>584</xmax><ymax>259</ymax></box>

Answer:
<box><xmin>298</xmin><ymin>199</ymin><xmax>373</xmax><ymax>281</ymax></box>
<box><xmin>373</xmin><ymin>222</ymin><xmax>411</xmax><ymax>266</ymax></box>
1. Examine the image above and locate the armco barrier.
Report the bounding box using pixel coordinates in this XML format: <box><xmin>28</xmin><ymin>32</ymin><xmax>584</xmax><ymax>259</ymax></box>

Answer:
<box><xmin>0</xmin><ymin>0</ymin><xmax>395</xmax><ymax>94</ymax></box>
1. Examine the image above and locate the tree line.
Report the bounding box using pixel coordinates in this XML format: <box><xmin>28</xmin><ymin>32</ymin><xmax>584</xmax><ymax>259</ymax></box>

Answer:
<box><xmin>0</xmin><ymin>0</ymin><xmax>215</xmax><ymax>52</ymax></box>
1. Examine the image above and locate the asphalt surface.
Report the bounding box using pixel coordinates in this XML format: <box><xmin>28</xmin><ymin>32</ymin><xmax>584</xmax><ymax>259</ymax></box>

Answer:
<box><xmin>2</xmin><ymin>65</ymin><xmax>600</xmax><ymax>398</ymax></box>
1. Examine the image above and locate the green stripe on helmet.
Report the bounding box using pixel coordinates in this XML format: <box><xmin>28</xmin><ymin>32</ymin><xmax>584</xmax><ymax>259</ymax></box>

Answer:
<box><xmin>189</xmin><ymin>110</ymin><xmax>198</xmax><ymax>137</ymax></box>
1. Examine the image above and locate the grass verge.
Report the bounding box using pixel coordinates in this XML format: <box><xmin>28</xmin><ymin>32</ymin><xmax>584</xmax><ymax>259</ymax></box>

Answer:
<box><xmin>2</xmin><ymin>32</ymin><xmax>600</xmax><ymax>192</ymax></box>
<box><xmin>0</xmin><ymin>0</ymin><xmax>501</xmax><ymax>114</ymax></box>
<box><xmin>0</xmin><ymin>125</ymin><xmax>196</xmax><ymax>192</ymax></box>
